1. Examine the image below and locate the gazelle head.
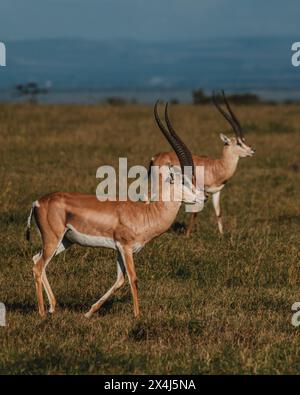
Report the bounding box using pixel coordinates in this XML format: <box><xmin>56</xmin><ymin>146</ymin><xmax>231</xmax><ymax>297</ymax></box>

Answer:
<box><xmin>161</xmin><ymin>164</ymin><xmax>203</xmax><ymax>204</ymax></box>
<box><xmin>213</xmin><ymin>91</ymin><xmax>255</xmax><ymax>158</ymax></box>
<box><xmin>219</xmin><ymin>133</ymin><xmax>255</xmax><ymax>158</ymax></box>
<box><xmin>154</xmin><ymin>101</ymin><xmax>204</xmax><ymax>205</ymax></box>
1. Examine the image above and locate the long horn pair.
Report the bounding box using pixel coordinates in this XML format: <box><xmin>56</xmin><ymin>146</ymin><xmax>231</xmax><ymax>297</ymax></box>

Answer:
<box><xmin>154</xmin><ymin>100</ymin><xmax>195</xmax><ymax>179</ymax></box>
<box><xmin>212</xmin><ymin>90</ymin><xmax>244</xmax><ymax>141</ymax></box>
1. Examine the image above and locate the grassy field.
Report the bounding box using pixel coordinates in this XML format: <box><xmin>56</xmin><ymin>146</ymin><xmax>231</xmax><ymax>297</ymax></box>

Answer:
<box><xmin>0</xmin><ymin>103</ymin><xmax>300</xmax><ymax>374</ymax></box>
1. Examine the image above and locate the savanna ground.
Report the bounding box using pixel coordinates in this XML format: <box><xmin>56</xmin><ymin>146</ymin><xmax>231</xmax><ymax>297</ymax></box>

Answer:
<box><xmin>0</xmin><ymin>103</ymin><xmax>299</xmax><ymax>374</ymax></box>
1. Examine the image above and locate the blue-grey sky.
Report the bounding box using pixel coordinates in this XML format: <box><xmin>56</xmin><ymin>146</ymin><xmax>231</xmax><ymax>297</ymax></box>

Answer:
<box><xmin>1</xmin><ymin>0</ymin><xmax>299</xmax><ymax>41</ymax></box>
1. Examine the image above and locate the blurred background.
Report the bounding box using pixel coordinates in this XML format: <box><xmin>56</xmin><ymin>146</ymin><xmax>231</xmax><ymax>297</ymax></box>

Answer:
<box><xmin>0</xmin><ymin>0</ymin><xmax>299</xmax><ymax>104</ymax></box>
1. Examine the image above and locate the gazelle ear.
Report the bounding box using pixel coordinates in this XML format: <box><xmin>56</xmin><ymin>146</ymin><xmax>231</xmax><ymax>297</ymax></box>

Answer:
<box><xmin>219</xmin><ymin>133</ymin><xmax>230</xmax><ymax>145</ymax></box>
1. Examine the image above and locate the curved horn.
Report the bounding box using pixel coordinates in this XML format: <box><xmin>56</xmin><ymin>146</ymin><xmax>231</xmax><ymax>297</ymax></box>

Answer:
<box><xmin>154</xmin><ymin>100</ymin><xmax>194</xmax><ymax>178</ymax></box>
<box><xmin>221</xmin><ymin>90</ymin><xmax>244</xmax><ymax>140</ymax></box>
<box><xmin>154</xmin><ymin>100</ymin><xmax>180</xmax><ymax>152</ymax></box>
<box><xmin>164</xmin><ymin>102</ymin><xmax>195</xmax><ymax>178</ymax></box>
<box><xmin>212</xmin><ymin>91</ymin><xmax>243</xmax><ymax>140</ymax></box>
<box><xmin>154</xmin><ymin>100</ymin><xmax>172</xmax><ymax>142</ymax></box>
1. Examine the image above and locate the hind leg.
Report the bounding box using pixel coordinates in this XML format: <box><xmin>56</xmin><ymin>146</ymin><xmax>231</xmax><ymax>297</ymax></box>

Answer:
<box><xmin>33</xmin><ymin>246</ymin><xmax>57</xmax><ymax>317</ymax></box>
<box><xmin>41</xmin><ymin>234</ymin><xmax>71</xmax><ymax>313</ymax></box>
<box><xmin>42</xmin><ymin>270</ymin><xmax>56</xmax><ymax>313</ymax></box>
<box><xmin>33</xmin><ymin>250</ymin><xmax>57</xmax><ymax>316</ymax></box>
<box><xmin>32</xmin><ymin>234</ymin><xmax>66</xmax><ymax>316</ymax></box>
<box><xmin>32</xmin><ymin>253</ymin><xmax>46</xmax><ymax>317</ymax></box>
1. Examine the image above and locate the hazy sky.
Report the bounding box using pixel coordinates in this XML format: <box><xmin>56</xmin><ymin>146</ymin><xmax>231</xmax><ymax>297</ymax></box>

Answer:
<box><xmin>1</xmin><ymin>0</ymin><xmax>299</xmax><ymax>41</ymax></box>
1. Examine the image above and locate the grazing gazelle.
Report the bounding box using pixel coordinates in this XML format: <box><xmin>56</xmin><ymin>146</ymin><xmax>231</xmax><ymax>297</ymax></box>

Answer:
<box><xmin>26</xmin><ymin>101</ymin><xmax>203</xmax><ymax>318</ymax></box>
<box><xmin>150</xmin><ymin>91</ymin><xmax>255</xmax><ymax>236</ymax></box>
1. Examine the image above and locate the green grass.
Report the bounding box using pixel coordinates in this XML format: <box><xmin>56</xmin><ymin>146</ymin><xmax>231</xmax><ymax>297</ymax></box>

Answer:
<box><xmin>0</xmin><ymin>103</ymin><xmax>300</xmax><ymax>374</ymax></box>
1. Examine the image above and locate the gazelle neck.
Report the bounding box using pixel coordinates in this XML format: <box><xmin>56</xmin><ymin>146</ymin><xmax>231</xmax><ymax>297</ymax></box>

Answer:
<box><xmin>141</xmin><ymin>184</ymin><xmax>182</xmax><ymax>241</ymax></box>
<box><xmin>219</xmin><ymin>145</ymin><xmax>240</xmax><ymax>180</ymax></box>
<box><xmin>151</xmin><ymin>199</ymin><xmax>181</xmax><ymax>220</ymax></box>
<box><xmin>149</xmin><ymin>196</ymin><xmax>182</xmax><ymax>229</ymax></box>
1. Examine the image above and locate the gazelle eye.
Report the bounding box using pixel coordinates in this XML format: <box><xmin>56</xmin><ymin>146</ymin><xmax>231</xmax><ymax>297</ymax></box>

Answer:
<box><xmin>237</xmin><ymin>141</ymin><xmax>242</xmax><ymax>147</ymax></box>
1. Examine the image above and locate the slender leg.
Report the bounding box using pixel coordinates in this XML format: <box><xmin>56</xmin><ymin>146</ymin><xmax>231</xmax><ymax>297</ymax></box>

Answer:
<box><xmin>33</xmin><ymin>247</ymin><xmax>58</xmax><ymax>317</ymax></box>
<box><xmin>32</xmin><ymin>234</ymin><xmax>65</xmax><ymax>316</ymax></box>
<box><xmin>32</xmin><ymin>253</ymin><xmax>46</xmax><ymax>317</ymax></box>
<box><xmin>212</xmin><ymin>191</ymin><xmax>223</xmax><ymax>234</ymax></box>
<box><xmin>41</xmin><ymin>234</ymin><xmax>70</xmax><ymax>313</ymax></box>
<box><xmin>186</xmin><ymin>213</ymin><xmax>198</xmax><ymax>237</ymax></box>
<box><xmin>121</xmin><ymin>246</ymin><xmax>140</xmax><ymax>318</ymax></box>
<box><xmin>42</xmin><ymin>270</ymin><xmax>56</xmax><ymax>313</ymax></box>
<box><xmin>85</xmin><ymin>251</ymin><xmax>126</xmax><ymax>318</ymax></box>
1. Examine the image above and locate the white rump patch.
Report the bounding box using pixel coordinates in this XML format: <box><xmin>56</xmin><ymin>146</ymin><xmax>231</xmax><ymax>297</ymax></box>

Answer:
<box><xmin>33</xmin><ymin>200</ymin><xmax>40</xmax><ymax>208</ymax></box>
<box><xmin>65</xmin><ymin>224</ymin><xmax>117</xmax><ymax>250</ymax></box>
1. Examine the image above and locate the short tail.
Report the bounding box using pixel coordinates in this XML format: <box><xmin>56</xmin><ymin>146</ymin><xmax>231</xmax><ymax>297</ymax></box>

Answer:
<box><xmin>26</xmin><ymin>201</ymin><xmax>38</xmax><ymax>242</ymax></box>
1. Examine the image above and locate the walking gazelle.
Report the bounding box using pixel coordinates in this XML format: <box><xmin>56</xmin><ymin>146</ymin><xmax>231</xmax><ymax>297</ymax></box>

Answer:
<box><xmin>26</xmin><ymin>101</ymin><xmax>203</xmax><ymax>318</ymax></box>
<box><xmin>150</xmin><ymin>91</ymin><xmax>255</xmax><ymax>236</ymax></box>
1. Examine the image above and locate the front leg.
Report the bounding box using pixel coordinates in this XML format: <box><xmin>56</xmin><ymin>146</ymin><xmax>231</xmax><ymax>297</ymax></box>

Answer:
<box><xmin>212</xmin><ymin>191</ymin><xmax>223</xmax><ymax>235</ymax></box>
<box><xmin>119</xmin><ymin>245</ymin><xmax>140</xmax><ymax>318</ymax></box>
<box><xmin>85</xmin><ymin>251</ymin><xmax>125</xmax><ymax>318</ymax></box>
<box><xmin>186</xmin><ymin>212</ymin><xmax>197</xmax><ymax>237</ymax></box>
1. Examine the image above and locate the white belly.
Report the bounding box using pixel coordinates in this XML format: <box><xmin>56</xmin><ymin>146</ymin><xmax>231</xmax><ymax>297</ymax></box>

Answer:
<box><xmin>65</xmin><ymin>224</ymin><xmax>117</xmax><ymax>249</ymax></box>
<box><xmin>205</xmin><ymin>184</ymin><xmax>225</xmax><ymax>194</ymax></box>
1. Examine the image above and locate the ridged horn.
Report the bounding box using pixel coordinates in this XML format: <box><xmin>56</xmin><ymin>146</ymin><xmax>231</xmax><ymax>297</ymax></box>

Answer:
<box><xmin>212</xmin><ymin>90</ymin><xmax>244</xmax><ymax>141</ymax></box>
<box><xmin>154</xmin><ymin>100</ymin><xmax>195</xmax><ymax>180</ymax></box>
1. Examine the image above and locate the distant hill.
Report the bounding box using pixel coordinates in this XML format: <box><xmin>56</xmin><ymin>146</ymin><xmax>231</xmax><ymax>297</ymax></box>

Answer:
<box><xmin>0</xmin><ymin>37</ymin><xmax>299</xmax><ymax>96</ymax></box>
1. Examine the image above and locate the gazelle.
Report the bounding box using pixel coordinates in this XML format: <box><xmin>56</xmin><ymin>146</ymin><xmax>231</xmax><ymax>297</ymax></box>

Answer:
<box><xmin>150</xmin><ymin>91</ymin><xmax>255</xmax><ymax>236</ymax></box>
<box><xmin>26</xmin><ymin>101</ymin><xmax>203</xmax><ymax>318</ymax></box>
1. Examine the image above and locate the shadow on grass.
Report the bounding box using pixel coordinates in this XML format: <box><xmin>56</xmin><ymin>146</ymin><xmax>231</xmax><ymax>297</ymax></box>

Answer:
<box><xmin>5</xmin><ymin>301</ymin><xmax>36</xmax><ymax>314</ymax></box>
<box><xmin>6</xmin><ymin>293</ymin><xmax>131</xmax><ymax>316</ymax></box>
<box><xmin>128</xmin><ymin>317</ymin><xmax>205</xmax><ymax>342</ymax></box>
<box><xmin>169</xmin><ymin>221</ymin><xmax>187</xmax><ymax>234</ymax></box>
<box><xmin>59</xmin><ymin>293</ymin><xmax>131</xmax><ymax>315</ymax></box>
